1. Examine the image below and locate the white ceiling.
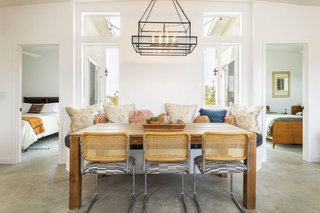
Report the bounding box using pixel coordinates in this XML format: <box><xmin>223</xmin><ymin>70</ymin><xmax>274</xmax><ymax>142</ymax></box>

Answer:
<box><xmin>1</xmin><ymin>0</ymin><xmax>320</xmax><ymax>8</ymax></box>
<box><xmin>0</xmin><ymin>0</ymin><xmax>320</xmax><ymax>7</ymax></box>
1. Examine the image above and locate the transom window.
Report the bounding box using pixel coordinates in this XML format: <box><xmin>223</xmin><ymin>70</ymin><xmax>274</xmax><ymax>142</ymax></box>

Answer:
<box><xmin>82</xmin><ymin>13</ymin><xmax>120</xmax><ymax>37</ymax></box>
<box><xmin>204</xmin><ymin>13</ymin><xmax>241</xmax><ymax>37</ymax></box>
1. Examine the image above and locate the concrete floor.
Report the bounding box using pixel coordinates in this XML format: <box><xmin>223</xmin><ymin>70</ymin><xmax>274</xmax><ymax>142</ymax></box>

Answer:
<box><xmin>0</xmin><ymin>139</ymin><xmax>319</xmax><ymax>213</ymax></box>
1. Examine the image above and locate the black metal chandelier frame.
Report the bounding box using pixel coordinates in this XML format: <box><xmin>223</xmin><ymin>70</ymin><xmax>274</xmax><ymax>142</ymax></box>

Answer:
<box><xmin>132</xmin><ymin>0</ymin><xmax>197</xmax><ymax>56</ymax></box>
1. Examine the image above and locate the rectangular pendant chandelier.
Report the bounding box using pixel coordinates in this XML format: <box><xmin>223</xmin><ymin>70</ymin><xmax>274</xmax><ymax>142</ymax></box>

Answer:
<box><xmin>132</xmin><ymin>0</ymin><xmax>197</xmax><ymax>56</ymax></box>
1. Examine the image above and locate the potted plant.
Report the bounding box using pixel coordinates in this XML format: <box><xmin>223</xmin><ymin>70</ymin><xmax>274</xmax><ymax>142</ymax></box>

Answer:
<box><xmin>147</xmin><ymin>116</ymin><xmax>160</xmax><ymax>125</ymax></box>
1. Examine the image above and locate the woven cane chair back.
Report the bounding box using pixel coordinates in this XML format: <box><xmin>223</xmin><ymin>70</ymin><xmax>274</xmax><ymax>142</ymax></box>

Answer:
<box><xmin>203</xmin><ymin>132</ymin><xmax>249</xmax><ymax>161</ymax></box>
<box><xmin>82</xmin><ymin>132</ymin><xmax>129</xmax><ymax>162</ymax></box>
<box><xmin>144</xmin><ymin>132</ymin><xmax>190</xmax><ymax>162</ymax></box>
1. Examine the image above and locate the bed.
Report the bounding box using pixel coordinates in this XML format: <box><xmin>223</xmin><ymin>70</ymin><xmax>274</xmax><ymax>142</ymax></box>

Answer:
<box><xmin>21</xmin><ymin>97</ymin><xmax>59</xmax><ymax>150</ymax></box>
<box><xmin>265</xmin><ymin>109</ymin><xmax>303</xmax><ymax>149</ymax></box>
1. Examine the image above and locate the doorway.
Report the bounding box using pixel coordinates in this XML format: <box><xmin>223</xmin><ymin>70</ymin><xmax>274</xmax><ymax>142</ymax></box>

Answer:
<box><xmin>19</xmin><ymin>44</ymin><xmax>60</xmax><ymax>162</ymax></box>
<box><xmin>264</xmin><ymin>43</ymin><xmax>306</xmax><ymax>160</ymax></box>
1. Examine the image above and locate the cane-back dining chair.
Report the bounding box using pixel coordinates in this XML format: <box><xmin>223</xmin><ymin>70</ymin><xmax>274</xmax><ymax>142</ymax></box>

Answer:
<box><xmin>81</xmin><ymin>132</ymin><xmax>136</xmax><ymax>213</ymax></box>
<box><xmin>143</xmin><ymin>132</ymin><xmax>190</xmax><ymax>213</ymax></box>
<box><xmin>193</xmin><ymin>132</ymin><xmax>251</xmax><ymax>213</ymax></box>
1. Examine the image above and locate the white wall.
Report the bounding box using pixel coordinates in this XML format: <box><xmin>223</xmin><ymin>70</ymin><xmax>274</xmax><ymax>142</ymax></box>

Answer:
<box><xmin>266</xmin><ymin>45</ymin><xmax>303</xmax><ymax>114</ymax></box>
<box><xmin>22</xmin><ymin>47</ymin><xmax>59</xmax><ymax>97</ymax></box>
<box><xmin>76</xmin><ymin>1</ymin><xmax>252</xmax><ymax>115</ymax></box>
<box><xmin>0</xmin><ymin>2</ymin><xmax>74</xmax><ymax>164</ymax></box>
<box><xmin>252</xmin><ymin>1</ymin><xmax>320</xmax><ymax>162</ymax></box>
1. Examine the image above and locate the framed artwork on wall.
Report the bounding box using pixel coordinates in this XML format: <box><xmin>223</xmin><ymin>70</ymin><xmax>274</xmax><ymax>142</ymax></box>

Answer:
<box><xmin>272</xmin><ymin>71</ymin><xmax>290</xmax><ymax>98</ymax></box>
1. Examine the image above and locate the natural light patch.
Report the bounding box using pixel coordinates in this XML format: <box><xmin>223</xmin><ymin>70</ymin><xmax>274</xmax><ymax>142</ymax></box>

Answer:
<box><xmin>204</xmin><ymin>45</ymin><xmax>239</xmax><ymax>107</ymax></box>
<box><xmin>82</xmin><ymin>13</ymin><xmax>120</xmax><ymax>37</ymax></box>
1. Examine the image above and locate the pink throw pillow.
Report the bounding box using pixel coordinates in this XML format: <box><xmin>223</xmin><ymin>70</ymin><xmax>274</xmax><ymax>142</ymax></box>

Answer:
<box><xmin>129</xmin><ymin>110</ymin><xmax>153</xmax><ymax>123</ymax></box>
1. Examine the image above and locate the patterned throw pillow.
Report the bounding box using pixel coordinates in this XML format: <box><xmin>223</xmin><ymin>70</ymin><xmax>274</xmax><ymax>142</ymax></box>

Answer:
<box><xmin>199</xmin><ymin>108</ymin><xmax>227</xmax><ymax>123</ymax></box>
<box><xmin>224</xmin><ymin>115</ymin><xmax>236</xmax><ymax>126</ymax></box>
<box><xmin>157</xmin><ymin>113</ymin><xmax>167</xmax><ymax>123</ymax></box>
<box><xmin>103</xmin><ymin>104</ymin><xmax>135</xmax><ymax>123</ymax></box>
<box><xmin>129</xmin><ymin>110</ymin><xmax>153</xmax><ymax>123</ymax></box>
<box><xmin>94</xmin><ymin>114</ymin><xmax>108</xmax><ymax>124</ymax></box>
<box><xmin>194</xmin><ymin>115</ymin><xmax>210</xmax><ymax>123</ymax></box>
<box><xmin>66</xmin><ymin>104</ymin><xmax>99</xmax><ymax>133</ymax></box>
<box><xmin>230</xmin><ymin>105</ymin><xmax>262</xmax><ymax>133</ymax></box>
<box><xmin>28</xmin><ymin>104</ymin><xmax>44</xmax><ymax>113</ymax></box>
<box><xmin>165</xmin><ymin>103</ymin><xmax>197</xmax><ymax>123</ymax></box>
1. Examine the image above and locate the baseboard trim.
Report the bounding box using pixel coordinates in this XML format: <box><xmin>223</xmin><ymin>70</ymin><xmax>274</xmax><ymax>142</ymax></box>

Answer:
<box><xmin>0</xmin><ymin>157</ymin><xmax>16</xmax><ymax>164</ymax></box>
<box><xmin>310</xmin><ymin>156</ymin><xmax>320</xmax><ymax>162</ymax></box>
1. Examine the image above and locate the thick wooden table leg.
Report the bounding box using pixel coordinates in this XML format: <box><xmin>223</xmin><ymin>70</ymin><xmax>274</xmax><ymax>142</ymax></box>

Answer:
<box><xmin>243</xmin><ymin>133</ymin><xmax>256</xmax><ymax>209</ymax></box>
<box><xmin>69</xmin><ymin>135</ymin><xmax>82</xmax><ymax>209</ymax></box>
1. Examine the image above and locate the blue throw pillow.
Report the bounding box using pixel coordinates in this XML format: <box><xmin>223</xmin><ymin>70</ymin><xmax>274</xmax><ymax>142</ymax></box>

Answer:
<box><xmin>199</xmin><ymin>108</ymin><xmax>227</xmax><ymax>123</ymax></box>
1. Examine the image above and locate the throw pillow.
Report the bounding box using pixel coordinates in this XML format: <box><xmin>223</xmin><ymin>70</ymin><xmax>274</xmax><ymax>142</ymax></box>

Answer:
<box><xmin>165</xmin><ymin>103</ymin><xmax>197</xmax><ymax>123</ymax></box>
<box><xmin>157</xmin><ymin>113</ymin><xmax>167</xmax><ymax>123</ymax></box>
<box><xmin>194</xmin><ymin>115</ymin><xmax>210</xmax><ymax>123</ymax></box>
<box><xmin>103</xmin><ymin>104</ymin><xmax>135</xmax><ymax>123</ymax></box>
<box><xmin>66</xmin><ymin>104</ymin><xmax>99</xmax><ymax>133</ymax></box>
<box><xmin>230</xmin><ymin>105</ymin><xmax>263</xmax><ymax>133</ymax></box>
<box><xmin>22</xmin><ymin>103</ymin><xmax>32</xmax><ymax>114</ymax></box>
<box><xmin>129</xmin><ymin>110</ymin><xmax>153</xmax><ymax>123</ymax></box>
<box><xmin>94</xmin><ymin>114</ymin><xmax>108</xmax><ymax>124</ymax></box>
<box><xmin>41</xmin><ymin>103</ymin><xmax>59</xmax><ymax>113</ymax></box>
<box><xmin>28</xmin><ymin>104</ymin><xmax>44</xmax><ymax>113</ymax></box>
<box><xmin>199</xmin><ymin>108</ymin><xmax>227</xmax><ymax>123</ymax></box>
<box><xmin>224</xmin><ymin>115</ymin><xmax>236</xmax><ymax>126</ymax></box>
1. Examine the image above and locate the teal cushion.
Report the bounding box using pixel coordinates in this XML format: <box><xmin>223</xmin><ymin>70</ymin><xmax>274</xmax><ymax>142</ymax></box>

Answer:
<box><xmin>199</xmin><ymin>108</ymin><xmax>227</xmax><ymax>123</ymax></box>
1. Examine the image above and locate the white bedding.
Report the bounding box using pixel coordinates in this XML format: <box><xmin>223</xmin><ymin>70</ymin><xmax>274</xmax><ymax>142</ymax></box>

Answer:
<box><xmin>264</xmin><ymin>113</ymin><xmax>301</xmax><ymax>135</ymax></box>
<box><xmin>21</xmin><ymin>112</ymin><xmax>59</xmax><ymax>150</ymax></box>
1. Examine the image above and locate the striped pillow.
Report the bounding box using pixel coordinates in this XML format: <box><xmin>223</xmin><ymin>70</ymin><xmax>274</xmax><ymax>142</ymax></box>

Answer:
<box><xmin>28</xmin><ymin>104</ymin><xmax>44</xmax><ymax>113</ymax></box>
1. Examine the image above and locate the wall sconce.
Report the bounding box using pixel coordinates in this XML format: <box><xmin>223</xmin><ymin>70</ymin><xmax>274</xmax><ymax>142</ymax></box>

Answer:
<box><xmin>213</xmin><ymin>68</ymin><xmax>218</xmax><ymax>76</ymax></box>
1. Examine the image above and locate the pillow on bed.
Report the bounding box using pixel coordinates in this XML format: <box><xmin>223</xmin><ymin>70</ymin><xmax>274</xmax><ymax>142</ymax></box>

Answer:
<box><xmin>41</xmin><ymin>103</ymin><xmax>59</xmax><ymax>113</ymax></box>
<box><xmin>66</xmin><ymin>104</ymin><xmax>99</xmax><ymax>133</ymax></box>
<box><xmin>22</xmin><ymin>103</ymin><xmax>32</xmax><ymax>114</ymax></box>
<box><xmin>28</xmin><ymin>104</ymin><xmax>44</xmax><ymax>114</ymax></box>
<box><xmin>230</xmin><ymin>104</ymin><xmax>262</xmax><ymax>133</ymax></box>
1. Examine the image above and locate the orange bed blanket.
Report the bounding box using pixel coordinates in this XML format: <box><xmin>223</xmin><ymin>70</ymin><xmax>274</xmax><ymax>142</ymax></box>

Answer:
<box><xmin>22</xmin><ymin>116</ymin><xmax>45</xmax><ymax>135</ymax></box>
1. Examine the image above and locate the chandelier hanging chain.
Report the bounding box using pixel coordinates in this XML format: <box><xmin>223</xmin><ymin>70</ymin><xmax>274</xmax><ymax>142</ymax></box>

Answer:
<box><xmin>140</xmin><ymin>0</ymin><xmax>157</xmax><ymax>31</ymax></box>
<box><xmin>171</xmin><ymin>0</ymin><xmax>187</xmax><ymax>32</ymax></box>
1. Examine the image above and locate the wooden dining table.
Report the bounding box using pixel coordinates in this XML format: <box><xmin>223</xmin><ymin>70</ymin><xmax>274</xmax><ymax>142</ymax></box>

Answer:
<box><xmin>69</xmin><ymin>123</ymin><xmax>257</xmax><ymax>210</ymax></box>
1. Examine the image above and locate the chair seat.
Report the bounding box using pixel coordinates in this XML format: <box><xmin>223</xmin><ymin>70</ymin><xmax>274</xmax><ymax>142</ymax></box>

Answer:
<box><xmin>84</xmin><ymin>156</ymin><xmax>135</xmax><ymax>175</ymax></box>
<box><xmin>145</xmin><ymin>161</ymin><xmax>189</xmax><ymax>174</ymax></box>
<box><xmin>194</xmin><ymin>156</ymin><xmax>247</xmax><ymax>174</ymax></box>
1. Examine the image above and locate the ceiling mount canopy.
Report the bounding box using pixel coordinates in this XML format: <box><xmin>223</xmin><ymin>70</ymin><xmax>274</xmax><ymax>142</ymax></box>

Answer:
<box><xmin>132</xmin><ymin>0</ymin><xmax>197</xmax><ymax>56</ymax></box>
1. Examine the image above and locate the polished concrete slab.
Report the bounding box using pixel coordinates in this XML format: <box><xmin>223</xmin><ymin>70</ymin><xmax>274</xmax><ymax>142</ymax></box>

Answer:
<box><xmin>0</xmin><ymin>139</ymin><xmax>319</xmax><ymax>213</ymax></box>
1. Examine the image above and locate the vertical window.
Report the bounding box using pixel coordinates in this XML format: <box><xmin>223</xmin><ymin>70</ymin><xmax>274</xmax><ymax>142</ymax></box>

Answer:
<box><xmin>204</xmin><ymin>45</ymin><xmax>239</xmax><ymax>106</ymax></box>
<box><xmin>83</xmin><ymin>45</ymin><xmax>119</xmax><ymax>106</ymax></box>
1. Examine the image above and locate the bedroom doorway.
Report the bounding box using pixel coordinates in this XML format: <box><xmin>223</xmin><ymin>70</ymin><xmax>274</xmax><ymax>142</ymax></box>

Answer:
<box><xmin>19</xmin><ymin>44</ymin><xmax>60</xmax><ymax>162</ymax></box>
<box><xmin>264</xmin><ymin>43</ymin><xmax>306</xmax><ymax>161</ymax></box>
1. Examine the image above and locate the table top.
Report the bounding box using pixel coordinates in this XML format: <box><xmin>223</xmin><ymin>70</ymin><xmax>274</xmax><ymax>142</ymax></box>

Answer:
<box><xmin>72</xmin><ymin>123</ymin><xmax>252</xmax><ymax>136</ymax></box>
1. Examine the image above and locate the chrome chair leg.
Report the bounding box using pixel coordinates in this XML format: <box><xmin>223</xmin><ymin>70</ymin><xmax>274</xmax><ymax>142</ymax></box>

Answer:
<box><xmin>128</xmin><ymin>165</ymin><xmax>136</xmax><ymax>213</ymax></box>
<box><xmin>142</xmin><ymin>173</ymin><xmax>148</xmax><ymax>213</ymax></box>
<box><xmin>84</xmin><ymin>174</ymin><xmax>99</xmax><ymax>213</ymax></box>
<box><xmin>181</xmin><ymin>174</ymin><xmax>188</xmax><ymax>213</ymax></box>
<box><xmin>193</xmin><ymin>162</ymin><xmax>202</xmax><ymax>213</ymax></box>
<box><xmin>230</xmin><ymin>173</ymin><xmax>245</xmax><ymax>213</ymax></box>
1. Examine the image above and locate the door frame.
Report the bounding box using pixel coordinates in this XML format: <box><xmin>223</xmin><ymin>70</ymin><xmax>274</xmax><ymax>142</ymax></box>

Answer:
<box><xmin>14</xmin><ymin>43</ymin><xmax>62</xmax><ymax>163</ymax></box>
<box><xmin>262</xmin><ymin>41</ymin><xmax>309</xmax><ymax>161</ymax></box>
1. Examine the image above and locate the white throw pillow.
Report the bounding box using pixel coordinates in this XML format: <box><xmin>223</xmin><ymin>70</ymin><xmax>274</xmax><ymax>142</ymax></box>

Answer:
<box><xmin>41</xmin><ymin>103</ymin><xmax>59</xmax><ymax>113</ymax></box>
<box><xmin>103</xmin><ymin>104</ymin><xmax>135</xmax><ymax>123</ymax></box>
<box><xmin>66</xmin><ymin>104</ymin><xmax>99</xmax><ymax>133</ymax></box>
<box><xmin>165</xmin><ymin>103</ymin><xmax>197</xmax><ymax>123</ymax></box>
<box><xmin>230</xmin><ymin>104</ymin><xmax>263</xmax><ymax>133</ymax></box>
<box><xmin>22</xmin><ymin>103</ymin><xmax>32</xmax><ymax>114</ymax></box>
